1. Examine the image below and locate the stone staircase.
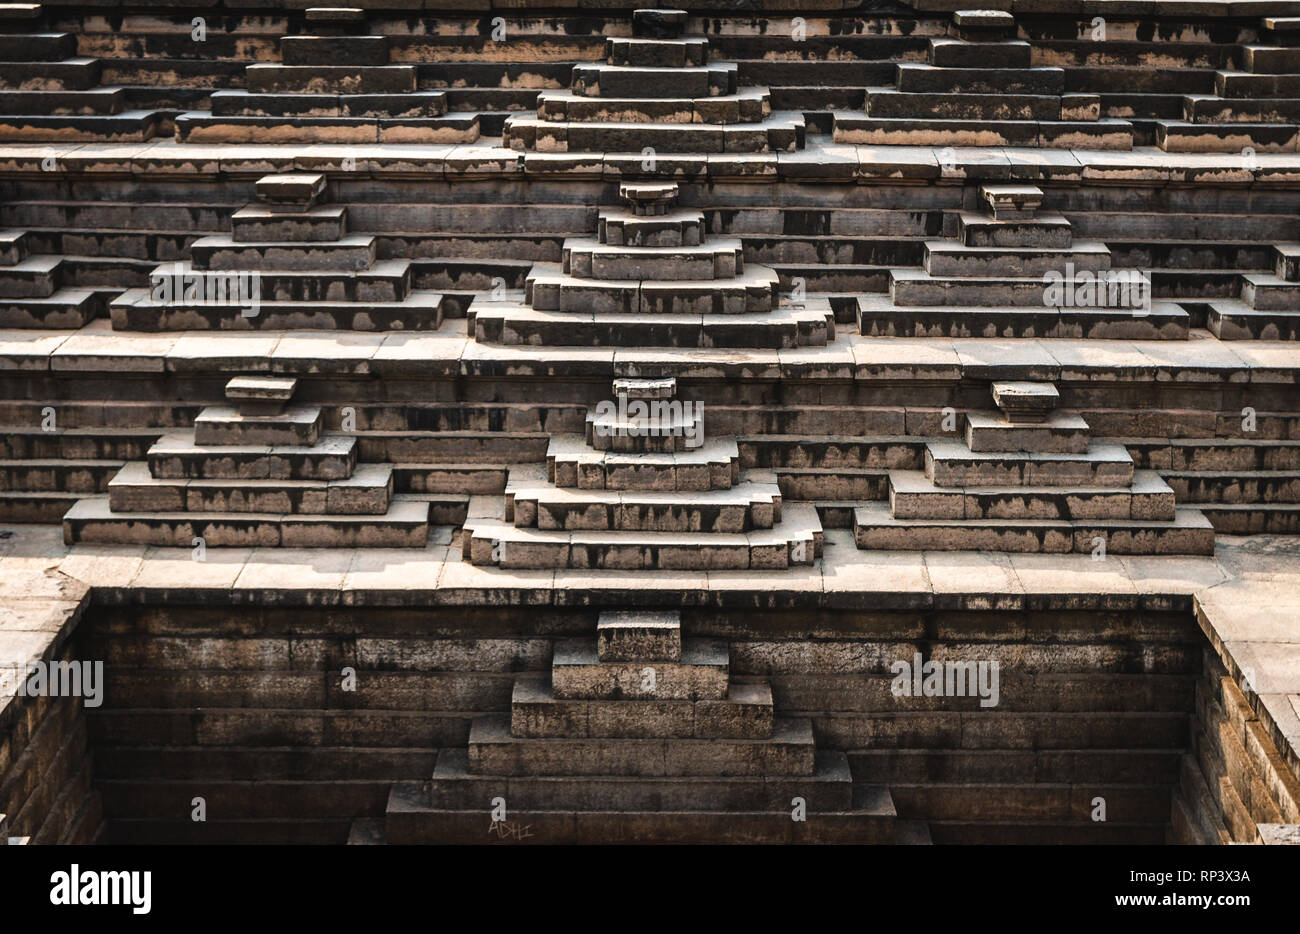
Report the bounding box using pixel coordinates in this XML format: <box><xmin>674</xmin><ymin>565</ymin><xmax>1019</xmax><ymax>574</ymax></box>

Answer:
<box><xmin>855</xmin><ymin>381</ymin><xmax>1217</xmax><ymax>555</ymax></box>
<box><xmin>469</xmin><ymin>179</ymin><xmax>833</xmax><ymax>349</ymax></box>
<box><xmin>174</xmin><ymin>6</ymin><xmax>479</xmax><ymax>144</ymax></box>
<box><xmin>834</xmin><ymin>9</ymin><xmax>1133</xmax><ymax>151</ymax></box>
<box><xmin>111</xmin><ymin>172</ymin><xmax>448</xmax><ymax>331</ymax></box>
<box><xmin>856</xmin><ymin>183</ymin><xmax>1189</xmax><ymax>341</ymax></box>
<box><xmin>1158</xmin><ymin>16</ymin><xmax>1300</xmax><ymax>154</ymax></box>
<box><xmin>1207</xmin><ymin>240</ymin><xmax>1300</xmax><ymax>340</ymax></box>
<box><xmin>62</xmin><ymin>376</ymin><xmax>433</xmax><ymax>547</ymax></box>
<box><xmin>0</xmin><ymin>2</ymin><xmax>166</xmax><ymax>143</ymax></box>
<box><xmin>385</xmin><ymin>608</ymin><xmax>920</xmax><ymax>844</ymax></box>
<box><xmin>0</xmin><ymin>226</ymin><xmax>103</xmax><ymax>328</ymax></box>
<box><xmin>502</xmin><ymin>8</ymin><xmax>805</xmax><ymax>154</ymax></box>
<box><xmin>462</xmin><ymin>377</ymin><xmax>823</xmax><ymax>571</ymax></box>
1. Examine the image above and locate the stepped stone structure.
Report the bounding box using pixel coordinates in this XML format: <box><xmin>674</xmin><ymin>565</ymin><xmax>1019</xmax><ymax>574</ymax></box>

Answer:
<box><xmin>176</xmin><ymin>6</ymin><xmax>479</xmax><ymax>144</ymax></box>
<box><xmin>111</xmin><ymin>172</ymin><xmax>446</xmax><ymax>331</ymax></box>
<box><xmin>463</xmin><ymin>376</ymin><xmax>822</xmax><ymax>570</ymax></box>
<box><xmin>835</xmin><ymin>9</ymin><xmax>1131</xmax><ymax>151</ymax></box>
<box><xmin>0</xmin><ymin>1</ymin><xmax>1297</xmax><ymax>853</ymax></box>
<box><xmin>388</xmin><ymin>608</ymin><xmax>912</xmax><ymax>843</ymax></box>
<box><xmin>471</xmin><ymin>180</ymin><xmax>831</xmax><ymax>349</ymax></box>
<box><xmin>855</xmin><ymin>380</ymin><xmax>1216</xmax><ymax>554</ymax></box>
<box><xmin>503</xmin><ymin>8</ymin><xmax>804</xmax><ymax>154</ymax></box>
<box><xmin>63</xmin><ymin>375</ymin><xmax>432</xmax><ymax>547</ymax></box>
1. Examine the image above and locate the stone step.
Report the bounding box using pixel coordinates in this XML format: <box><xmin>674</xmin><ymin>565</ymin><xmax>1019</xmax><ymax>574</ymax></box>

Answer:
<box><xmin>471</xmin><ymin>300</ymin><xmax>829</xmax><ymax>349</ymax></box>
<box><xmin>928</xmin><ymin>38</ymin><xmax>1031</xmax><ymax>68</ymax></box>
<box><xmin>0</xmin><ymin>228</ymin><xmax>30</xmax><ymax>265</ymax></box>
<box><xmin>0</xmin><ymin>5</ymin><xmax>43</xmax><ymax>21</ymax></box>
<box><xmin>599</xmin><ymin>206</ymin><xmax>703</xmax><ymax>248</ymax></box>
<box><xmin>958</xmin><ymin>211</ymin><xmax>1073</xmax><ymax>249</ymax></box>
<box><xmin>922</xmin><ymin>241</ymin><xmax>1111</xmax><ymax>278</ymax></box>
<box><xmin>832</xmin><ymin>114</ymin><xmax>1132</xmax><ymax>149</ymax></box>
<box><xmin>1206</xmin><ymin>299</ymin><xmax>1300</xmax><ymax>341</ymax></box>
<box><xmin>0</xmin><ymin>32</ymin><xmax>74</xmax><ymax>61</ymax></box>
<box><xmin>537</xmin><ymin>87</ymin><xmax>767</xmax><ymax>125</ymax></box>
<box><xmin>569</xmin><ymin>61</ymin><xmax>737</xmax><ymax>99</ymax></box>
<box><xmin>584</xmin><ymin>405</ymin><xmax>706</xmax><ymax>453</ymax></box>
<box><xmin>891</xmin><ymin>268</ymin><xmax>1149</xmax><ymax>309</ymax></box>
<box><xmin>245</xmin><ymin>63</ymin><xmax>416</xmax><ymax>95</ymax></box>
<box><xmin>466</xmin><ymin>712</ymin><xmax>815</xmax><ymax>777</ymax></box>
<box><xmin>506</xmin><ymin>478</ymin><xmax>782</xmax><ymax>533</ymax></box>
<box><xmin>991</xmin><ymin>380</ymin><xmax>1058</xmax><ymax>421</ymax></box>
<box><xmin>853</xmin><ymin>501</ymin><xmax>1215</xmax><ymax>555</ymax></box>
<box><xmin>562</xmin><ymin>237</ymin><xmax>745</xmax><ymax>281</ymax></box>
<box><xmin>111</xmin><ymin>286</ymin><xmax>445</xmax><ymax>332</ymax></box>
<box><xmin>1214</xmin><ymin>70</ymin><xmax>1300</xmax><ymax>99</ymax></box>
<box><xmin>1199</xmin><ymin>503</ymin><xmax>1300</xmax><ymax>534</ymax></box>
<box><xmin>193</xmin><ymin>404</ymin><xmax>321</xmax><ymax>447</ymax></box>
<box><xmin>0</xmin><ymin>288</ymin><xmax>98</xmax><ymax>328</ymax></box>
<box><xmin>525</xmin><ymin>261</ymin><xmax>777</xmax><ymax>314</ymax></box>
<box><xmin>596</xmin><ymin>608</ymin><xmax>681</xmax><ymax>663</ymax></box>
<box><xmin>1155</xmin><ymin>119</ymin><xmax>1298</xmax><ymax>154</ymax></box>
<box><xmin>210</xmin><ymin>89</ymin><xmax>447</xmax><ymax>119</ymax></box>
<box><xmin>894</xmin><ymin>62</ymin><xmax>1065</xmax><ymax>95</ymax></box>
<box><xmin>174</xmin><ymin>111</ymin><xmax>479</xmax><ymax>145</ymax></box>
<box><xmin>887</xmin><ymin>469</ymin><xmax>1177</xmax><ymax>521</ymax></box>
<box><xmin>280</xmin><ymin>35</ymin><xmax>390</xmax><ymax>67</ymax></box>
<box><xmin>0</xmin><ymin>253</ymin><xmax>59</xmax><ymax>297</ymax></box>
<box><xmin>146</xmin><ymin>430</ymin><xmax>356</xmax><ymax>481</ymax></box>
<box><xmin>1183</xmin><ymin>93</ymin><xmax>1300</xmax><ymax>124</ymax></box>
<box><xmin>925</xmin><ymin>439</ymin><xmax>1135</xmax><ymax>488</ymax></box>
<box><xmin>866</xmin><ymin>88</ymin><xmax>1080</xmax><ymax>122</ymax></box>
<box><xmin>0</xmin><ymin>426</ymin><xmax>161</xmax><ymax>461</ymax></box>
<box><xmin>1239</xmin><ymin>44</ymin><xmax>1300</xmax><ymax>74</ymax></box>
<box><xmin>62</xmin><ymin>494</ymin><xmax>431</xmax><ymax>548</ymax></box>
<box><xmin>546</xmin><ymin>434</ymin><xmax>739</xmax><ymax>492</ymax></box>
<box><xmin>230</xmin><ymin>204</ymin><xmax>348</xmax><ymax>243</ymax></box>
<box><xmin>146</xmin><ymin>260</ymin><xmax>411</xmax><ymax>304</ymax></box>
<box><xmin>503</xmin><ymin>111</ymin><xmax>802</xmax><ymax>153</ymax></box>
<box><xmin>386</xmin><ymin>777</ymin><xmax>895</xmax><ymax>843</ymax></box>
<box><xmin>964</xmin><ymin>411</ymin><xmax>1090</xmax><ymax>454</ymax></box>
<box><xmin>855</xmin><ymin>294</ymin><xmax>1188</xmax><ymax>341</ymax></box>
<box><xmin>1240</xmin><ymin>272</ymin><xmax>1300</xmax><ymax>310</ymax></box>
<box><xmin>558</xmin><ymin>634</ymin><xmax>724</xmax><ymax>699</ymax></box>
<box><xmin>107</xmin><ymin>461</ymin><xmax>393</xmax><ymax>516</ymax></box>
<box><xmin>0</xmin><ymin>57</ymin><xmax>100</xmax><ymax>91</ymax></box>
<box><xmin>0</xmin><ymin>86</ymin><xmax>122</xmax><ymax>115</ymax></box>
<box><xmin>462</xmin><ymin>501</ymin><xmax>822</xmax><ymax>570</ymax></box>
<box><xmin>189</xmin><ymin>234</ymin><xmax>375</xmax><ymax>273</ymax></box>
<box><xmin>605</xmin><ymin>36</ymin><xmax>709</xmax><ymax>68</ymax></box>
<box><xmin>0</xmin><ymin>458</ymin><xmax>120</xmax><ymax>493</ymax></box>
<box><xmin>511</xmin><ymin>674</ymin><xmax>774</xmax><ymax>738</ymax></box>
<box><xmin>0</xmin><ymin>109</ymin><xmax>163</xmax><ymax>142</ymax></box>
<box><xmin>1164</xmin><ymin>469</ymin><xmax>1300</xmax><ymax>505</ymax></box>
<box><xmin>424</xmin><ymin>747</ymin><xmax>853</xmax><ymax>810</ymax></box>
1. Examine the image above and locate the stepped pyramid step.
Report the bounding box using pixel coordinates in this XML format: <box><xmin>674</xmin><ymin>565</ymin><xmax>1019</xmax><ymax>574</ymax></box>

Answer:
<box><xmin>511</xmin><ymin>675</ymin><xmax>775</xmax><ymax>738</ymax></box>
<box><xmin>929</xmin><ymin>38</ymin><xmax>1031</xmax><ymax>69</ymax></box>
<box><xmin>280</xmin><ymin>35</ymin><xmax>389</xmax><ymax>67</ymax></box>
<box><xmin>964</xmin><ymin>411</ymin><xmax>1090</xmax><ymax>453</ymax></box>
<box><xmin>502</xmin><ymin>112</ymin><xmax>802</xmax><ymax>154</ymax></box>
<box><xmin>0</xmin><ymin>86</ymin><xmax>123</xmax><ymax>115</ymax></box>
<box><xmin>0</xmin><ymin>228</ymin><xmax>30</xmax><ymax>265</ymax></box>
<box><xmin>193</xmin><ymin>404</ymin><xmax>321</xmax><ymax>447</ymax></box>
<box><xmin>112</xmin><ymin>286</ymin><xmax>444</xmax><ymax>332</ymax></box>
<box><xmin>981</xmin><ymin>184</ymin><xmax>1044</xmax><ymax>219</ymax></box>
<box><xmin>833</xmin><ymin>114</ymin><xmax>1132</xmax><ymax>150</ymax></box>
<box><xmin>596</xmin><ymin>608</ymin><xmax>680</xmax><ymax>662</ymax></box>
<box><xmin>887</xmin><ymin>469</ymin><xmax>1177</xmax><ymax>521</ymax></box>
<box><xmin>991</xmin><ymin>380</ymin><xmax>1058</xmax><ymax>422</ymax></box>
<box><xmin>1156</xmin><ymin>119</ymin><xmax>1298</xmax><ymax>153</ymax></box>
<box><xmin>525</xmin><ymin>261</ymin><xmax>778</xmax><ymax>314</ymax></box>
<box><xmin>507</xmin><ymin>477</ymin><xmax>781</xmax><ymax>533</ymax></box>
<box><xmin>471</xmin><ymin>299</ymin><xmax>830</xmax><ymax>349</ymax></box>
<box><xmin>245</xmin><ymin>63</ymin><xmax>415</xmax><ymax>95</ymax></box>
<box><xmin>865</xmin><ymin>87</ymin><xmax>1084</xmax><ymax>122</ymax></box>
<box><xmin>563</xmin><ymin>236</ymin><xmax>744</xmax><ymax>282</ymax></box>
<box><xmin>959</xmin><ymin>211</ymin><xmax>1073</xmax><ymax>249</ymax></box>
<box><xmin>144</xmin><ymin>259</ymin><xmax>412</xmax><ymax>303</ymax></box>
<box><xmin>1206</xmin><ymin>299</ymin><xmax>1300</xmax><ymax>341</ymax></box>
<box><xmin>537</xmin><ymin>87</ymin><xmax>768</xmax><ymax>124</ymax></box>
<box><xmin>0</xmin><ymin>57</ymin><xmax>99</xmax><ymax>91</ymax></box>
<box><xmin>175</xmin><ymin>110</ymin><xmax>478</xmax><ymax>145</ymax></box>
<box><xmin>189</xmin><ymin>234</ymin><xmax>376</xmax><ymax>273</ymax></box>
<box><xmin>231</xmin><ymin>204</ymin><xmax>347</xmax><ymax>242</ymax></box>
<box><xmin>922</xmin><ymin>240</ymin><xmax>1111</xmax><ymax>277</ymax></box>
<box><xmin>547</xmin><ymin>434</ymin><xmax>739</xmax><ymax>491</ymax></box>
<box><xmin>0</xmin><ymin>254</ymin><xmax>60</xmax><ymax>297</ymax></box>
<box><xmin>462</xmin><ymin>501</ymin><xmax>821</xmax><ymax>570</ymax></box>
<box><xmin>466</xmin><ymin>712</ymin><xmax>814</xmax><ymax>777</ymax></box>
<box><xmin>0</xmin><ymin>287</ymin><xmax>99</xmax><ymax>329</ymax></box>
<box><xmin>584</xmin><ymin>403</ymin><xmax>705</xmax><ymax>453</ymax></box>
<box><xmin>599</xmin><ymin>206</ymin><xmax>704</xmax><ymax>248</ymax></box>
<box><xmin>569</xmin><ymin>62</ymin><xmax>737</xmax><ymax>99</ymax></box>
<box><xmin>605</xmin><ymin>35</ymin><xmax>709</xmax><ymax>68</ymax></box>
<box><xmin>853</xmin><ymin>500</ymin><xmax>1215</xmax><ymax>555</ymax></box>
<box><xmin>62</xmin><ymin>493</ymin><xmax>430</xmax><ymax>548</ymax></box>
<box><xmin>107</xmin><ymin>461</ymin><xmax>393</xmax><ymax>516</ymax></box>
<box><xmin>925</xmin><ymin>439</ymin><xmax>1135</xmax><ymax>487</ymax></box>
<box><xmin>0</xmin><ymin>32</ymin><xmax>71</xmax><ymax>61</ymax></box>
<box><xmin>209</xmin><ymin>89</ymin><xmax>448</xmax><ymax>120</ymax></box>
<box><xmin>423</xmin><ymin>747</ymin><xmax>853</xmax><ymax>810</ymax></box>
<box><xmin>386</xmin><ymin>776</ymin><xmax>897</xmax><ymax>843</ymax></box>
<box><xmin>894</xmin><ymin>63</ymin><xmax>1064</xmax><ymax>95</ymax></box>
<box><xmin>890</xmin><ymin>268</ymin><xmax>1149</xmax><ymax>309</ymax></box>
